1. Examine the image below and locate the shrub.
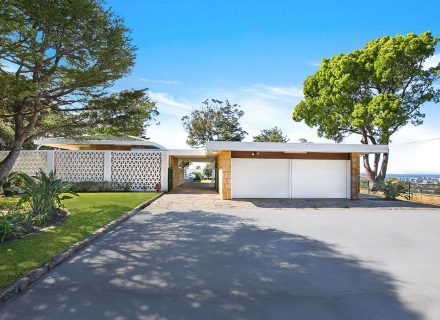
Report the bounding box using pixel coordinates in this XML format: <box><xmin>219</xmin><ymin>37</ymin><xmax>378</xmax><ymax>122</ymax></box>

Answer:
<box><xmin>376</xmin><ymin>178</ymin><xmax>408</xmax><ymax>200</ymax></box>
<box><xmin>122</xmin><ymin>182</ymin><xmax>132</xmax><ymax>192</ymax></box>
<box><xmin>2</xmin><ymin>171</ymin><xmax>24</xmax><ymax>197</ymax></box>
<box><xmin>193</xmin><ymin>172</ymin><xmax>202</xmax><ymax>181</ymax></box>
<box><xmin>71</xmin><ymin>181</ymin><xmax>113</xmax><ymax>192</ymax></box>
<box><xmin>0</xmin><ymin>214</ymin><xmax>18</xmax><ymax>242</ymax></box>
<box><xmin>12</xmin><ymin>170</ymin><xmax>78</xmax><ymax>225</ymax></box>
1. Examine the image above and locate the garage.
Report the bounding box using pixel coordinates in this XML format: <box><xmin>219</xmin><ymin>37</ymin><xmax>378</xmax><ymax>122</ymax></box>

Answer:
<box><xmin>231</xmin><ymin>158</ymin><xmax>350</xmax><ymax>199</ymax></box>
<box><xmin>208</xmin><ymin>141</ymin><xmax>389</xmax><ymax>200</ymax></box>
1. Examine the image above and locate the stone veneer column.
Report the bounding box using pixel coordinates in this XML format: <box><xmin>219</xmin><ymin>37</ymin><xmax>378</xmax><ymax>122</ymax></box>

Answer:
<box><xmin>169</xmin><ymin>156</ymin><xmax>184</xmax><ymax>189</ymax></box>
<box><xmin>217</xmin><ymin>151</ymin><xmax>231</xmax><ymax>200</ymax></box>
<box><xmin>350</xmin><ymin>153</ymin><xmax>360</xmax><ymax>199</ymax></box>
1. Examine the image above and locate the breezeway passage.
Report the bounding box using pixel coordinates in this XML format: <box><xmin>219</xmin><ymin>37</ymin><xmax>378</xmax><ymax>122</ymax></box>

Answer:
<box><xmin>1</xmin><ymin>192</ymin><xmax>439</xmax><ymax>320</ymax></box>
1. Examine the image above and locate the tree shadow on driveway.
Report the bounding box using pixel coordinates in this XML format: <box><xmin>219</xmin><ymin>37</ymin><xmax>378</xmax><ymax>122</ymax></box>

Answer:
<box><xmin>0</xmin><ymin>211</ymin><xmax>421</xmax><ymax>320</ymax></box>
<box><xmin>233</xmin><ymin>197</ymin><xmax>440</xmax><ymax>209</ymax></box>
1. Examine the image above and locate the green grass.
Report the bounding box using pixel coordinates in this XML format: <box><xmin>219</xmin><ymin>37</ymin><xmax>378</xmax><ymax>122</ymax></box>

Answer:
<box><xmin>0</xmin><ymin>197</ymin><xmax>19</xmax><ymax>211</ymax></box>
<box><xmin>0</xmin><ymin>192</ymin><xmax>158</xmax><ymax>288</ymax></box>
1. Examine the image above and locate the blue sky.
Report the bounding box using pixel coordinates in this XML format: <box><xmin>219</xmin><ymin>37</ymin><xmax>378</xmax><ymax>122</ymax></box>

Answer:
<box><xmin>106</xmin><ymin>0</ymin><xmax>440</xmax><ymax>173</ymax></box>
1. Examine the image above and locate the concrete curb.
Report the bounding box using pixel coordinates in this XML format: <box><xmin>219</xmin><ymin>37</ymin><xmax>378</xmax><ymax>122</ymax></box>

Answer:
<box><xmin>0</xmin><ymin>192</ymin><xmax>164</xmax><ymax>304</ymax></box>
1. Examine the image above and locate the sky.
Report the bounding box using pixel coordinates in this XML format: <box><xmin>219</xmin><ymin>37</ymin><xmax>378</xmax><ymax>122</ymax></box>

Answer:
<box><xmin>106</xmin><ymin>0</ymin><xmax>440</xmax><ymax>174</ymax></box>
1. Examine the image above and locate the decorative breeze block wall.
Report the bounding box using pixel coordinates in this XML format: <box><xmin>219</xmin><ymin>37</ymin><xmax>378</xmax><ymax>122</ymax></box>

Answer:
<box><xmin>0</xmin><ymin>151</ymin><xmax>48</xmax><ymax>175</ymax></box>
<box><xmin>111</xmin><ymin>151</ymin><xmax>162</xmax><ymax>191</ymax></box>
<box><xmin>1</xmin><ymin>150</ymin><xmax>165</xmax><ymax>191</ymax></box>
<box><xmin>54</xmin><ymin>151</ymin><xmax>105</xmax><ymax>182</ymax></box>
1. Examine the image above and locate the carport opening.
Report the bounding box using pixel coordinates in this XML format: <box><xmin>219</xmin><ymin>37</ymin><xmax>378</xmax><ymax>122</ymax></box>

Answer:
<box><xmin>168</xmin><ymin>157</ymin><xmax>218</xmax><ymax>194</ymax></box>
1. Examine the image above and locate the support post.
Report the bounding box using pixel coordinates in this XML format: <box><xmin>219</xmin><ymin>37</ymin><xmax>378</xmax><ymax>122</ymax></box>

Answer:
<box><xmin>47</xmin><ymin>150</ymin><xmax>55</xmax><ymax>173</ymax></box>
<box><xmin>350</xmin><ymin>152</ymin><xmax>360</xmax><ymax>199</ymax></box>
<box><xmin>160</xmin><ymin>151</ymin><xmax>169</xmax><ymax>192</ymax></box>
<box><xmin>103</xmin><ymin>151</ymin><xmax>112</xmax><ymax>182</ymax></box>
<box><xmin>217</xmin><ymin>151</ymin><xmax>231</xmax><ymax>200</ymax></box>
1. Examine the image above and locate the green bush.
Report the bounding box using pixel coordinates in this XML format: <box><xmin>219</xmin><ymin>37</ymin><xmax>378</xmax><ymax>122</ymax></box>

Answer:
<box><xmin>11</xmin><ymin>170</ymin><xmax>78</xmax><ymax>225</ymax></box>
<box><xmin>193</xmin><ymin>172</ymin><xmax>202</xmax><ymax>181</ymax></box>
<box><xmin>376</xmin><ymin>178</ymin><xmax>408</xmax><ymax>200</ymax></box>
<box><xmin>122</xmin><ymin>182</ymin><xmax>133</xmax><ymax>192</ymax></box>
<box><xmin>2</xmin><ymin>171</ymin><xmax>24</xmax><ymax>196</ymax></box>
<box><xmin>71</xmin><ymin>181</ymin><xmax>113</xmax><ymax>192</ymax></box>
<box><xmin>0</xmin><ymin>214</ymin><xmax>18</xmax><ymax>242</ymax></box>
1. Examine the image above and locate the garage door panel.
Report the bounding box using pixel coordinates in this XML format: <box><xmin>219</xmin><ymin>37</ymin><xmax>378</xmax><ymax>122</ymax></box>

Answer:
<box><xmin>292</xmin><ymin>160</ymin><xmax>349</xmax><ymax>198</ymax></box>
<box><xmin>231</xmin><ymin>159</ymin><xmax>290</xmax><ymax>198</ymax></box>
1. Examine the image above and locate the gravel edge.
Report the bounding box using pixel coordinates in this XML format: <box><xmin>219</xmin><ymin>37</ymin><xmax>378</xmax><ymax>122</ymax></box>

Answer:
<box><xmin>0</xmin><ymin>192</ymin><xmax>164</xmax><ymax>304</ymax></box>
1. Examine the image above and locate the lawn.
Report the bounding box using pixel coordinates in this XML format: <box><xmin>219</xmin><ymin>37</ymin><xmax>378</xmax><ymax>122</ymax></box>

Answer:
<box><xmin>0</xmin><ymin>192</ymin><xmax>158</xmax><ymax>289</ymax></box>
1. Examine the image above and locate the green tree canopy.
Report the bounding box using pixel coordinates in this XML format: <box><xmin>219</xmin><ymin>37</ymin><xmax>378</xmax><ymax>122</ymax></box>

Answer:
<box><xmin>293</xmin><ymin>32</ymin><xmax>440</xmax><ymax>183</ymax></box>
<box><xmin>203</xmin><ymin>162</ymin><xmax>214</xmax><ymax>179</ymax></box>
<box><xmin>182</xmin><ymin>99</ymin><xmax>247</xmax><ymax>148</ymax></box>
<box><xmin>0</xmin><ymin>0</ymin><xmax>158</xmax><ymax>184</ymax></box>
<box><xmin>253</xmin><ymin>127</ymin><xmax>289</xmax><ymax>142</ymax></box>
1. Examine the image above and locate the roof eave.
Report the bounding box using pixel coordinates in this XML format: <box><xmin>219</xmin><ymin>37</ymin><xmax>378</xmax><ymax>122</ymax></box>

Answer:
<box><xmin>205</xmin><ymin>141</ymin><xmax>388</xmax><ymax>154</ymax></box>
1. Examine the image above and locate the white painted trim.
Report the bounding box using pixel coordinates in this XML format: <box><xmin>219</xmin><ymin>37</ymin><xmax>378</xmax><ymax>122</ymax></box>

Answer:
<box><xmin>346</xmin><ymin>160</ymin><xmax>351</xmax><ymax>199</ymax></box>
<box><xmin>34</xmin><ymin>138</ymin><xmax>167</xmax><ymax>150</ymax></box>
<box><xmin>206</xmin><ymin>141</ymin><xmax>388</xmax><ymax>154</ymax></box>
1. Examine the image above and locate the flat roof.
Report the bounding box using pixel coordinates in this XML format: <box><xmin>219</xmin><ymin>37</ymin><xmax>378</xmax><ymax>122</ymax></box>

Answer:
<box><xmin>205</xmin><ymin>141</ymin><xmax>388</xmax><ymax>154</ymax></box>
<box><xmin>168</xmin><ymin>149</ymin><xmax>217</xmax><ymax>161</ymax></box>
<box><xmin>34</xmin><ymin>138</ymin><xmax>166</xmax><ymax>150</ymax></box>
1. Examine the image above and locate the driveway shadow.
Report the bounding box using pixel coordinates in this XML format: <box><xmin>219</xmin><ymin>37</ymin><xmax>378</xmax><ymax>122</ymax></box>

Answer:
<box><xmin>0</xmin><ymin>211</ymin><xmax>421</xmax><ymax>320</ymax></box>
<box><xmin>232</xmin><ymin>197</ymin><xmax>440</xmax><ymax>209</ymax></box>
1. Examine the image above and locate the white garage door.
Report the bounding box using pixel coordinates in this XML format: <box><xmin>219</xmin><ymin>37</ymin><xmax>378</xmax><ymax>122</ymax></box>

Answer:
<box><xmin>231</xmin><ymin>158</ymin><xmax>290</xmax><ymax>198</ymax></box>
<box><xmin>292</xmin><ymin>160</ymin><xmax>350</xmax><ymax>198</ymax></box>
<box><xmin>231</xmin><ymin>158</ymin><xmax>350</xmax><ymax>199</ymax></box>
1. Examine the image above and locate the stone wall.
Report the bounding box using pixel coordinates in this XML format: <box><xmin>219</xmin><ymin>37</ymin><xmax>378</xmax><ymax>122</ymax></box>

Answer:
<box><xmin>350</xmin><ymin>153</ymin><xmax>360</xmax><ymax>199</ymax></box>
<box><xmin>169</xmin><ymin>156</ymin><xmax>184</xmax><ymax>189</ymax></box>
<box><xmin>216</xmin><ymin>151</ymin><xmax>231</xmax><ymax>200</ymax></box>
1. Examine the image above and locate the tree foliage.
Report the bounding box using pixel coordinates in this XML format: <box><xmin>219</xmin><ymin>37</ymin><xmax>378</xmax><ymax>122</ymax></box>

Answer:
<box><xmin>182</xmin><ymin>99</ymin><xmax>247</xmax><ymax>148</ymax></box>
<box><xmin>0</xmin><ymin>0</ymin><xmax>158</xmax><ymax>183</ymax></box>
<box><xmin>293</xmin><ymin>32</ymin><xmax>440</xmax><ymax>182</ymax></box>
<box><xmin>203</xmin><ymin>162</ymin><xmax>213</xmax><ymax>179</ymax></box>
<box><xmin>253</xmin><ymin>127</ymin><xmax>289</xmax><ymax>142</ymax></box>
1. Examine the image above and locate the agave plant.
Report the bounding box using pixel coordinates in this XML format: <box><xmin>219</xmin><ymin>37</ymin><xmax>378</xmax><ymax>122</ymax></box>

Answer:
<box><xmin>13</xmin><ymin>170</ymin><xmax>78</xmax><ymax>224</ymax></box>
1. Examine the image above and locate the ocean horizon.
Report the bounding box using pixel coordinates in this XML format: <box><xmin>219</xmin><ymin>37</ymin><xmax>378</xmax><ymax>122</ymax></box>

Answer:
<box><xmin>361</xmin><ymin>173</ymin><xmax>440</xmax><ymax>179</ymax></box>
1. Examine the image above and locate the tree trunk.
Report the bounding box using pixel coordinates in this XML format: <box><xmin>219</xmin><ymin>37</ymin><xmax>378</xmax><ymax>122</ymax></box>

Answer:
<box><xmin>360</xmin><ymin>127</ymin><xmax>389</xmax><ymax>188</ymax></box>
<box><xmin>363</xmin><ymin>152</ymin><xmax>389</xmax><ymax>189</ymax></box>
<box><xmin>0</xmin><ymin>148</ymin><xmax>22</xmax><ymax>186</ymax></box>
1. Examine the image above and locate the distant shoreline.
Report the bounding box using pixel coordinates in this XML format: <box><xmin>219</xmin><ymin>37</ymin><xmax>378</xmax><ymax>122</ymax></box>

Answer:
<box><xmin>361</xmin><ymin>173</ymin><xmax>440</xmax><ymax>179</ymax></box>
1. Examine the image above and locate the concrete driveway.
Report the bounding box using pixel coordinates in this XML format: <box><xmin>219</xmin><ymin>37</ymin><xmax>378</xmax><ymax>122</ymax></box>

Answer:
<box><xmin>1</xmin><ymin>195</ymin><xmax>440</xmax><ymax>320</ymax></box>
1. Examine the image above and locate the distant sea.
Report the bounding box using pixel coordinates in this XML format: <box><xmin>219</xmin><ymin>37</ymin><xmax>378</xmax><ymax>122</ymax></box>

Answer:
<box><xmin>361</xmin><ymin>173</ymin><xmax>440</xmax><ymax>179</ymax></box>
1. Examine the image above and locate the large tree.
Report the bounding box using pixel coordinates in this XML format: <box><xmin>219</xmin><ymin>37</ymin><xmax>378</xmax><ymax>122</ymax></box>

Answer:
<box><xmin>253</xmin><ymin>126</ymin><xmax>289</xmax><ymax>142</ymax></box>
<box><xmin>0</xmin><ymin>0</ymin><xmax>158</xmax><ymax>185</ymax></box>
<box><xmin>182</xmin><ymin>99</ymin><xmax>247</xmax><ymax>148</ymax></box>
<box><xmin>293</xmin><ymin>32</ymin><xmax>440</xmax><ymax>184</ymax></box>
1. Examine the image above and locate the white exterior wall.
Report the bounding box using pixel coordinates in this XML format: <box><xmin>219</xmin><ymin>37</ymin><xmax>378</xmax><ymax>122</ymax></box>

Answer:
<box><xmin>0</xmin><ymin>150</ymin><xmax>168</xmax><ymax>192</ymax></box>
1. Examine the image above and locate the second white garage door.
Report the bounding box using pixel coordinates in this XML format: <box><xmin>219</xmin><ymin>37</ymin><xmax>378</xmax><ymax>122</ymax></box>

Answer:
<box><xmin>291</xmin><ymin>159</ymin><xmax>350</xmax><ymax>198</ymax></box>
<box><xmin>231</xmin><ymin>158</ymin><xmax>350</xmax><ymax>198</ymax></box>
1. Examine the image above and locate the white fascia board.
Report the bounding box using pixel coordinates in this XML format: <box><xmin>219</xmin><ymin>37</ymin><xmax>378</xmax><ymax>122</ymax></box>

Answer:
<box><xmin>168</xmin><ymin>149</ymin><xmax>218</xmax><ymax>158</ymax></box>
<box><xmin>34</xmin><ymin>138</ymin><xmax>167</xmax><ymax>150</ymax></box>
<box><xmin>205</xmin><ymin>141</ymin><xmax>388</xmax><ymax>154</ymax></box>
<box><xmin>168</xmin><ymin>149</ymin><xmax>207</xmax><ymax>156</ymax></box>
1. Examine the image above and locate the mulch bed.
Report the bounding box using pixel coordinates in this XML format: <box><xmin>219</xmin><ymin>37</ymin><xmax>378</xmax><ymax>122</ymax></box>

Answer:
<box><xmin>1</xmin><ymin>208</ymin><xmax>69</xmax><ymax>243</ymax></box>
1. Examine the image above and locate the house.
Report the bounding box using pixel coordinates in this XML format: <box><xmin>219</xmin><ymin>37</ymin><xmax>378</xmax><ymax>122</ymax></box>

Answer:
<box><xmin>204</xmin><ymin>141</ymin><xmax>387</xmax><ymax>200</ymax></box>
<box><xmin>3</xmin><ymin>138</ymin><xmax>387</xmax><ymax>200</ymax></box>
